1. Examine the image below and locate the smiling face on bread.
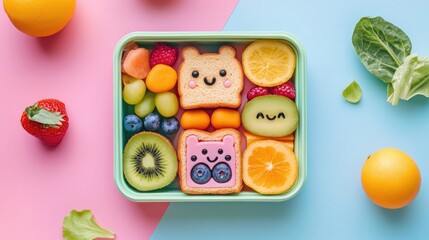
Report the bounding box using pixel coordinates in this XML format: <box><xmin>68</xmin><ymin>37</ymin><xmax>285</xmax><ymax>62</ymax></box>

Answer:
<box><xmin>178</xmin><ymin>46</ymin><xmax>244</xmax><ymax>109</ymax></box>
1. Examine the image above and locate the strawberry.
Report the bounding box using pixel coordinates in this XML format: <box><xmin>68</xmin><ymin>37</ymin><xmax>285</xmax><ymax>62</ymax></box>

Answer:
<box><xmin>149</xmin><ymin>43</ymin><xmax>178</xmax><ymax>68</ymax></box>
<box><xmin>272</xmin><ymin>81</ymin><xmax>296</xmax><ymax>100</ymax></box>
<box><xmin>247</xmin><ymin>86</ymin><xmax>270</xmax><ymax>100</ymax></box>
<box><xmin>21</xmin><ymin>99</ymin><xmax>69</xmax><ymax>146</ymax></box>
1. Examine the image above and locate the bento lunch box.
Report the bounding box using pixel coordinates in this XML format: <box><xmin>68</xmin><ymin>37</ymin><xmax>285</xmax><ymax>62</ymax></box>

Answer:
<box><xmin>113</xmin><ymin>32</ymin><xmax>307</xmax><ymax>202</ymax></box>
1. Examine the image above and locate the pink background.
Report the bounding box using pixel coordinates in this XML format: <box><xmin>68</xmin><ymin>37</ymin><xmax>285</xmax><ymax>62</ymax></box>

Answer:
<box><xmin>0</xmin><ymin>0</ymin><xmax>238</xmax><ymax>239</ymax></box>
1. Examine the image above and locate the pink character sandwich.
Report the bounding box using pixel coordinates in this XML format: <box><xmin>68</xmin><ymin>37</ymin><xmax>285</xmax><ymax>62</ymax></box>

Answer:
<box><xmin>177</xmin><ymin>129</ymin><xmax>242</xmax><ymax>194</ymax></box>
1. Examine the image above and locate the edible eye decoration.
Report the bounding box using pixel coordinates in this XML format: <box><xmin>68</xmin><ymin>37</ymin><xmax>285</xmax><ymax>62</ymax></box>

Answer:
<box><xmin>202</xmin><ymin>149</ymin><xmax>208</xmax><ymax>155</ymax></box>
<box><xmin>218</xmin><ymin>149</ymin><xmax>223</xmax><ymax>154</ymax></box>
<box><xmin>192</xmin><ymin>70</ymin><xmax>199</xmax><ymax>78</ymax></box>
<box><xmin>191</xmin><ymin>155</ymin><xmax>197</xmax><ymax>161</ymax></box>
<box><xmin>219</xmin><ymin>69</ymin><xmax>227</xmax><ymax>77</ymax></box>
<box><xmin>256</xmin><ymin>112</ymin><xmax>264</xmax><ymax>119</ymax></box>
<box><xmin>225</xmin><ymin>155</ymin><xmax>231</xmax><ymax>161</ymax></box>
<box><xmin>278</xmin><ymin>112</ymin><xmax>286</xmax><ymax>119</ymax></box>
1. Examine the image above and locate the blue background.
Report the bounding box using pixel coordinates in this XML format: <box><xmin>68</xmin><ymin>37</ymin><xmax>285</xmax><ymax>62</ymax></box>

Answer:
<box><xmin>152</xmin><ymin>0</ymin><xmax>429</xmax><ymax>239</ymax></box>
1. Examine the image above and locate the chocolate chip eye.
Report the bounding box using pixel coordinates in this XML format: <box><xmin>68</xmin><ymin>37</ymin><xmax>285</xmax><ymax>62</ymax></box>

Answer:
<box><xmin>202</xmin><ymin>149</ymin><xmax>208</xmax><ymax>155</ymax></box>
<box><xmin>278</xmin><ymin>112</ymin><xmax>285</xmax><ymax>119</ymax></box>
<box><xmin>219</xmin><ymin>69</ymin><xmax>227</xmax><ymax>77</ymax></box>
<box><xmin>191</xmin><ymin>155</ymin><xmax>197</xmax><ymax>161</ymax></box>
<box><xmin>192</xmin><ymin>70</ymin><xmax>199</xmax><ymax>78</ymax></box>
<box><xmin>218</xmin><ymin>149</ymin><xmax>223</xmax><ymax>154</ymax></box>
<box><xmin>256</xmin><ymin>112</ymin><xmax>264</xmax><ymax>119</ymax></box>
<box><xmin>225</xmin><ymin>155</ymin><xmax>231</xmax><ymax>161</ymax></box>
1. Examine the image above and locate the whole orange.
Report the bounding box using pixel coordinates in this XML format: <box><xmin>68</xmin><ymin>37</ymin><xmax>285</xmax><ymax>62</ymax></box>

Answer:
<box><xmin>3</xmin><ymin>0</ymin><xmax>76</xmax><ymax>37</ymax></box>
<box><xmin>361</xmin><ymin>148</ymin><xmax>421</xmax><ymax>209</ymax></box>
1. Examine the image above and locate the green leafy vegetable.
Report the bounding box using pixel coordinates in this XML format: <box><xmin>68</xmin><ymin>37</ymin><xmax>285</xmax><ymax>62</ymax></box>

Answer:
<box><xmin>388</xmin><ymin>54</ymin><xmax>429</xmax><ymax>105</ymax></box>
<box><xmin>352</xmin><ymin>16</ymin><xmax>429</xmax><ymax>105</ymax></box>
<box><xmin>62</xmin><ymin>209</ymin><xmax>115</xmax><ymax>240</ymax></box>
<box><xmin>352</xmin><ymin>16</ymin><xmax>411</xmax><ymax>83</ymax></box>
<box><xmin>343</xmin><ymin>80</ymin><xmax>362</xmax><ymax>103</ymax></box>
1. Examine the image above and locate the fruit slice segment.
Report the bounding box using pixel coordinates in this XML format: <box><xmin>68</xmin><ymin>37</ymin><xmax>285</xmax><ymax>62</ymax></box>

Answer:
<box><xmin>241</xmin><ymin>95</ymin><xmax>299</xmax><ymax>137</ymax></box>
<box><xmin>242</xmin><ymin>40</ymin><xmax>296</xmax><ymax>87</ymax></box>
<box><xmin>243</xmin><ymin>140</ymin><xmax>298</xmax><ymax>194</ymax></box>
<box><xmin>122</xmin><ymin>48</ymin><xmax>151</xmax><ymax>80</ymax></box>
<box><xmin>123</xmin><ymin>132</ymin><xmax>178</xmax><ymax>191</ymax></box>
<box><xmin>244</xmin><ymin>131</ymin><xmax>294</xmax><ymax>150</ymax></box>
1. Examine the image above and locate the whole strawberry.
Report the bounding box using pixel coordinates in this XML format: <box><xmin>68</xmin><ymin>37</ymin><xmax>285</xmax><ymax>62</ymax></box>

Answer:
<box><xmin>272</xmin><ymin>81</ymin><xmax>296</xmax><ymax>100</ymax></box>
<box><xmin>21</xmin><ymin>99</ymin><xmax>69</xmax><ymax>146</ymax></box>
<box><xmin>149</xmin><ymin>43</ymin><xmax>178</xmax><ymax>68</ymax></box>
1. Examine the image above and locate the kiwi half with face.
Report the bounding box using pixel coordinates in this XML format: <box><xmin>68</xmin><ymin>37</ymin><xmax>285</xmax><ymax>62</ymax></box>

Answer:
<box><xmin>123</xmin><ymin>132</ymin><xmax>178</xmax><ymax>191</ymax></box>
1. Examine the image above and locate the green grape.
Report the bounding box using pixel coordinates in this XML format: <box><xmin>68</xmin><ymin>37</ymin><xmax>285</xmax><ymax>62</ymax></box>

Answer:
<box><xmin>134</xmin><ymin>91</ymin><xmax>156</xmax><ymax>118</ymax></box>
<box><xmin>123</xmin><ymin>79</ymin><xmax>146</xmax><ymax>105</ymax></box>
<box><xmin>155</xmin><ymin>92</ymin><xmax>179</xmax><ymax>117</ymax></box>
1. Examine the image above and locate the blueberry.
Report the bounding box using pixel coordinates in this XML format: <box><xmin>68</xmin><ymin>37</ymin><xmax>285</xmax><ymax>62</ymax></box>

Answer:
<box><xmin>143</xmin><ymin>112</ymin><xmax>161</xmax><ymax>131</ymax></box>
<box><xmin>191</xmin><ymin>163</ymin><xmax>211</xmax><ymax>184</ymax></box>
<box><xmin>123</xmin><ymin>114</ymin><xmax>143</xmax><ymax>133</ymax></box>
<box><xmin>161</xmin><ymin>117</ymin><xmax>179</xmax><ymax>135</ymax></box>
<box><xmin>212</xmin><ymin>163</ymin><xmax>232</xmax><ymax>183</ymax></box>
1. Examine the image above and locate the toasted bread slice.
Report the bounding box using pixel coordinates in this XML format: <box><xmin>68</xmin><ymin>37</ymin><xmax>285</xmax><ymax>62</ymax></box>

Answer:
<box><xmin>177</xmin><ymin>129</ymin><xmax>242</xmax><ymax>194</ymax></box>
<box><xmin>178</xmin><ymin>46</ymin><xmax>244</xmax><ymax>109</ymax></box>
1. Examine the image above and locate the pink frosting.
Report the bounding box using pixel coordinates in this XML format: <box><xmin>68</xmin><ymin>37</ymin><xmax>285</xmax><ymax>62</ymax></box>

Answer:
<box><xmin>188</xmin><ymin>80</ymin><xmax>196</xmax><ymax>89</ymax></box>
<box><xmin>223</xmin><ymin>80</ymin><xmax>232</xmax><ymax>88</ymax></box>
<box><xmin>186</xmin><ymin>135</ymin><xmax>236</xmax><ymax>188</ymax></box>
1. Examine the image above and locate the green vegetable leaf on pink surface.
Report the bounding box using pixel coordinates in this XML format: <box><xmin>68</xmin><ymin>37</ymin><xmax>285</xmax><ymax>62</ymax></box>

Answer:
<box><xmin>62</xmin><ymin>210</ymin><xmax>115</xmax><ymax>240</ymax></box>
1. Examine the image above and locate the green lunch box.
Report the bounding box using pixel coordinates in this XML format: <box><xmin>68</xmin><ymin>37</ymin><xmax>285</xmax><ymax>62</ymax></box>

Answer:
<box><xmin>113</xmin><ymin>32</ymin><xmax>307</xmax><ymax>202</ymax></box>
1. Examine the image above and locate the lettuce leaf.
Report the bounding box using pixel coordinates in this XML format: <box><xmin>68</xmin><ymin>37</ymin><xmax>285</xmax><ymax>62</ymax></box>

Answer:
<box><xmin>62</xmin><ymin>209</ymin><xmax>115</xmax><ymax>240</ymax></box>
<box><xmin>388</xmin><ymin>54</ymin><xmax>429</xmax><ymax>105</ymax></box>
<box><xmin>342</xmin><ymin>80</ymin><xmax>362</xmax><ymax>103</ymax></box>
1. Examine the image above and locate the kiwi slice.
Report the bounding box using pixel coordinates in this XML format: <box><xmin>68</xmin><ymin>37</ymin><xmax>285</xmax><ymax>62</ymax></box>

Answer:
<box><xmin>123</xmin><ymin>132</ymin><xmax>178</xmax><ymax>191</ymax></box>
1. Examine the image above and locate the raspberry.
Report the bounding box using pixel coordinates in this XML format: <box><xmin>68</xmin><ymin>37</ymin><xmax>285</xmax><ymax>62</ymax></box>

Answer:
<box><xmin>149</xmin><ymin>43</ymin><xmax>178</xmax><ymax>68</ymax></box>
<box><xmin>272</xmin><ymin>81</ymin><xmax>296</xmax><ymax>100</ymax></box>
<box><xmin>247</xmin><ymin>86</ymin><xmax>270</xmax><ymax>100</ymax></box>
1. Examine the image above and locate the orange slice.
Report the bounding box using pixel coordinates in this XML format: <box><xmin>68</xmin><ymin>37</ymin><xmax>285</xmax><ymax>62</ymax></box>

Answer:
<box><xmin>242</xmin><ymin>40</ymin><xmax>296</xmax><ymax>87</ymax></box>
<box><xmin>243</xmin><ymin>131</ymin><xmax>294</xmax><ymax>150</ymax></box>
<box><xmin>243</xmin><ymin>140</ymin><xmax>298</xmax><ymax>194</ymax></box>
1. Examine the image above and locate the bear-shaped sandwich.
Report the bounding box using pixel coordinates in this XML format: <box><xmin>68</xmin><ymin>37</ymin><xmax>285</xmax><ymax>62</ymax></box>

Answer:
<box><xmin>178</xmin><ymin>129</ymin><xmax>242</xmax><ymax>194</ymax></box>
<box><xmin>178</xmin><ymin>46</ymin><xmax>243</xmax><ymax>109</ymax></box>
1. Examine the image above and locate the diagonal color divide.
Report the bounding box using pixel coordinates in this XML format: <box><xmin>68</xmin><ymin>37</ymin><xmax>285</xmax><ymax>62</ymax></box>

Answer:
<box><xmin>0</xmin><ymin>0</ymin><xmax>239</xmax><ymax>239</ymax></box>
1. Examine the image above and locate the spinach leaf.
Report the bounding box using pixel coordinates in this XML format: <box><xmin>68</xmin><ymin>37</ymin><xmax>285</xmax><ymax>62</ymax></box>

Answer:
<box><xmin>352</xmin><ymin>16</ymin><xmax>412</xmax><ymax>83</ymax></box>
<box><xmin>343</xmin><ymin>80</ymin><xmax>362</xmax><ymax>103</ymax></box>
<box><xmin>388</xmin><ymin>54</ymin><xmax>429</xmax><ymax>105</ymax></box>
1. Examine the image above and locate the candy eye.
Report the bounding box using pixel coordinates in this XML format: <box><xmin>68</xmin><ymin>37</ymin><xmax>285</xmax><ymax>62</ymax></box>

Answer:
<box><xmin>225</xmin><ymin>155</ymin><xmax>231</xmax><ymax>161</ymax></box>
<box><xmin>278</xmin><ymin>112</ymin><xmax>285</xmax><ymax>119</ymax></box>
<box><xmin>192</xmin><ymin>70</ymin><xmax>199</xmax><ymax>78</ymax></box>
<box><xmin>191</xmin><ymin>155</ymin><xmax>197</xmax><ymax>161</ymax></box>
<box><xmin>256</xmin><ymin>112</ymin><xmax>264</xmax><ymax>119</ymax></box>
<box><xmin>218</xmin><ymin>149</ymin><xmax>223</xmax><ymax>154</ymax></box>
<box><xmin>202</xmin><ymin>149</ymin><xmax>208</xmax><ymax>155</ymax></box>
<box><xmin>219</xmin><ymin>69</ymin><xmax>227</xmax><ymax>77</ymax></box>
